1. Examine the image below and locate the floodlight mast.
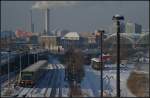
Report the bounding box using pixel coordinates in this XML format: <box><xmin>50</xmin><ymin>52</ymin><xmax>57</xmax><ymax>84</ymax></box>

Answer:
<box><xmin>112</xmin><ymin>14</ymin><xmax>124</xmax><ymax>97</ymax></box>
<box><xmin>97</xmin><ymin>30</ymin><xmax>105</xmax><ymax>97</ymax></box>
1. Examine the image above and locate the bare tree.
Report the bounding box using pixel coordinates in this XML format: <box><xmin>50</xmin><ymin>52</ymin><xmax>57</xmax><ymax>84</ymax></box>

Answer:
<box><xmin>64</xmin><ymin>47</ymin><xmax>85</xmax><ymax>96</ymax></box>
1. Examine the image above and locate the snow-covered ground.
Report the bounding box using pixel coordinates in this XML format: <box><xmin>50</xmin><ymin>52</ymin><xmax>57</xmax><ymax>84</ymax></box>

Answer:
<box><xmin>1</xmin><ymin>60</ymin><xmax>140</xmax><ymax>97</ymax></box>
<box><xmin>81</xmin><ymin>64</ymin><xmax>136</xmax><ymax>97</ymax></box>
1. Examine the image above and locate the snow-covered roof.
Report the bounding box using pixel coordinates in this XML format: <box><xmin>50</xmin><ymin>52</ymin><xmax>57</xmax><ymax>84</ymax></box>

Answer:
<box><xmin>22</xmin><ymin>60</ymin><xmax>48</xmax><ymax>72</ymax></box>
<box><xmin>91</xmin><ymin>58</ymin><xmax>102</xmax><ymax>62</ymax></box>
<box><xmin>104</xmin><ymin>33</ymin><xmax>135</xmax><ymax>44</ymax></box>
<box><xmin>78</xmin><ymin>32</ymin><xmax>95</xmax><ymax>38</ymax></box>
<box><xmin>63</xmin><ymin>32</ymin><xmax>80</xmax><ymax>40</ymax></box>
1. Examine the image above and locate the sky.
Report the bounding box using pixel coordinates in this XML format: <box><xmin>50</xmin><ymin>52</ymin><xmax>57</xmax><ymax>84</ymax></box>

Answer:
<box><xmin>1</xmin><ymin>1</ymin><xmax>149</xmax><ymax>33</ymax></box>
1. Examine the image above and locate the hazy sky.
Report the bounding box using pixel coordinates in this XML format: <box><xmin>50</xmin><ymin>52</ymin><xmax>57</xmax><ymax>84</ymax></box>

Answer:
<box><xmin>1</xmin><ymin>1</ymin><xmax>149</xmax><ymax>33</ymax></box>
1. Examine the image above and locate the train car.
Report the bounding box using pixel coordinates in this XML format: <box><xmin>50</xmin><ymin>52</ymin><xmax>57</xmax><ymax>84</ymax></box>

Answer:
<box><xmin>19</xmin><ymin>60</ymin><xmax>48</xmax><ymax>87</ymax></box>
<box><xmin>91</xmin><ymin>58</ymin><xmax>104</xmax><ymax>70</ymax></box>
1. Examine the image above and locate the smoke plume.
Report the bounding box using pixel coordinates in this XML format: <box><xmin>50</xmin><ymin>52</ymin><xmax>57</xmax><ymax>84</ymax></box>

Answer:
<box><xmin>32</xmin><ymin>1</ymin><xmax>79</xmax><ymax>9</ymax></box>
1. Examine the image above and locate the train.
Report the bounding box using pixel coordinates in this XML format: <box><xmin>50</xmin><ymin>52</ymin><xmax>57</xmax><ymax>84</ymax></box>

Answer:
<box><xmin>19</xmin><ymin>60</ymin><xmax>48</xmax><ymax>87</ymax></box>
<box><xmin>91</xmin><ymin>54</ymin><xmax>111</xmax><ymax>70</ymax></box>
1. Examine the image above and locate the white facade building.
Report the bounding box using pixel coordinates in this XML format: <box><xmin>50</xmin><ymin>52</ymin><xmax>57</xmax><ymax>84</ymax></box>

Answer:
<box><xmin>125</xmin><ymin>22</ymin><xmax>142</xmax><ymax>34</ymax></box>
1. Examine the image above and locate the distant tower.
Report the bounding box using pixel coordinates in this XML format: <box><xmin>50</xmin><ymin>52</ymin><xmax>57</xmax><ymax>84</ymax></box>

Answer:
<box><xmin>45</xmin><ymin>8</ymin><xmax>50</xmax><ymax>35</ymax></box>
<box><xmin>30</xmin><ymin>10</ymin><xmax>34</xmax><ymax>32</ymax></box>
<box><xmin>125</xmin><ymin>21</ymin><xmax>142</xmax><ymax>33</ymax></box>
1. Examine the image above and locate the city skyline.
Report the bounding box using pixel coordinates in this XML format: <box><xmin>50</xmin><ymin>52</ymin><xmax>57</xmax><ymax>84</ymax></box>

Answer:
<box><xmin>1</xmin><ymin>1</ymin><xmax>149</xmax><ymax>33</ymax></box>
<box><xmin>1</xmin><ymin>1</ymin><xmax>149</xmax><ymax>97</ymax></box>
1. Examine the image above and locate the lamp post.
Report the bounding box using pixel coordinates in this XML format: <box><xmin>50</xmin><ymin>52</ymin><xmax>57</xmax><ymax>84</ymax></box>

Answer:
<box><xmin>19</xmin><ymin>50</ymin><xmax>22</xmax><ymax>81</ymax></box>
<box><xmin>27</xmin><ymin>48</ymin><xmax>30</xmax><ymax>66</ymax></box>
<box><xmin>37</xmin><ymin>51</ymin><xmax>39</xmax><ymax>61</ymax></box>
<box><xmin>32</xmin><ymin>47</ymin><xmax>36</xmax><ymax>63</ymax></box>
<box><xmin>26</xmin><ymin>48</ymin><xmax>30</xmax><ymax>64</ymax></box>
<box><xmin>7</xmin><ymin>50</ymin><xmax>11</xmax><ymax>90</ymax></box>
<box><xmin>112</xmin><ymin>14</ymin><xmax>124</xmax><ymax>97</ymax></box>
<box><xmin>97</xmin><ymin>30</ymin><xmax>105</xmax><ymax>97</ymax></box>
<box><xmin>34</xmin><ymin>52</ymin><xmax>36</xmax><ymax>63</ymax></box>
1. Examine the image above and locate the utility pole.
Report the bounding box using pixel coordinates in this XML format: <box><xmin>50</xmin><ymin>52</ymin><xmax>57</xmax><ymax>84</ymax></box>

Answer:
<box><xmin>34</xmin><ymin>51</ymin><xmax>36</xmax><ymax>63</ymax></box>
<box><xmin>112</xmin><ymin>14</ymin><xmax>124</xmax><ymax>97</ymax></box>
<box><xmin>98</xmin><ymin>30</ymin><xmax>105</xmax><ymax>97</ymax></box>
<box><xmin>28</xmin><ymin>51</ymin><xmax>30</xmax><ymax>65</ymax></box>
<box><xmin>37</xmin><ymin>51</ymin><xmax>38</xmax><ymax>61</ymax></box>
<box><xmin>7</xmin><ymin>50</ymin><xmax>11</xmax><ymax>90</ymax></box>
<box><xmin>19</xmin><ymin>50</ymin><xmax>22</xmax><ymax>81</ymax></box>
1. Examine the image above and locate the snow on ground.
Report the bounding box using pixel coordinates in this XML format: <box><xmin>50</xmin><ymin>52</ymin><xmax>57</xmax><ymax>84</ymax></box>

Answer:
<box><xmin>61</xmin><ymin>88</ymin><xmax>69</xmax><ymax>97</ymax></box>
<box><xmin>81</xmin><ymin>66</ymin><xmax>100</xmax><ymax>96</ymax></box>
<box><xmin>82</xmin><ymin>64</ymin><xmax>136</xmax><ymax>97</ymax></box>
<box><xmin>0</xmin><ymin>71</ymin><xmax>18</xmax><ymax>88</ymax></box>
<box><xmin>45</xmin><ymin>88</ymin><xmax>52</xmax><ymax>97</ymax></box>
<box><xmin>82</xmin><ymin>65</ymin><xmax>115</xmax><ymax>96</ymax></box>
<box><xmin>1</xmin><ymin>62</ymin><xmax>137</xmax><ymax>97</ymax></box>
<box><xmin>17</xmin><ymin>88</ymin><xmax>31</xmax><ymax>97</ymax></box>
<box><xmin>102</xmin><ymin>64</ymin><xmax>136</xmax><ymax>97</ymax></box>
<box><xmin>82</xmin><ymin>89</ymin><xmax>94</xmax><ymax>97</ymax></box>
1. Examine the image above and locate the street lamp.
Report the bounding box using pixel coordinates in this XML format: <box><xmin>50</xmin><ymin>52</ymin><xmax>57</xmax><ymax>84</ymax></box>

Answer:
<box><xmin>37</xmin><ymin>51</ymin><xmax>39</xmax><ymax>61</ymax></box>
<box><xmin>28</xmin><ymin>51</ymin><xmax>30</xmax><ymax>65</ymax></box>
<box><xmin>7</xmin><ymin>50</ymin><xmax>11</xmax><ymax>90</ymax></box>
<box><xmin>34</xmin><ymin>52</ymin><xmax>36</xmax><ymax>63</ymax></box>
<box><xmin>112</xmin><ymin>14</ymin><xmax>124</xmax><ymax>97</ymax></box>
<box><xmin>19</xmin><ymin>50</ymin><xmax>22</xmax><ymax>82</ymax></box>
<box><xmin>97</xmin><ymin>30</ymin><xmax>105</xmax><ymax>97</ymax></box>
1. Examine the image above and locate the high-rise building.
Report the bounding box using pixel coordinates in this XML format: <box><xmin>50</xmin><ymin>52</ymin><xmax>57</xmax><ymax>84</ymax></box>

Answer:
<box><xmin>125</xmin><ymin>22</ymin><xmax>142</xmax><ymax>34</ymax></box>
<box><xmin>110</xmin><ymin>21</ymin><xmax>125</xmax><ymax>33</ymax></box>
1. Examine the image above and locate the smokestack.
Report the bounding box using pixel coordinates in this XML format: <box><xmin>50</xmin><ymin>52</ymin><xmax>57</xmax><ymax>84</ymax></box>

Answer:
<box><xmin>45</xmin><ymin>8</ymin><xmax>50</xmax><ymax>35</ymax></box>
<box><xmin>30</xmin><ymin>10</ymin><xmax>34</xmax><ymax>32</ymax></box>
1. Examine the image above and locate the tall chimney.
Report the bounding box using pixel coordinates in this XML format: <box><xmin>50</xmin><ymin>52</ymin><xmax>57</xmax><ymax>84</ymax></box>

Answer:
<box><xmin>30</xmin><ymin>10</ymin><xmax>34</xmax><ymax>32</ymax></box>
<box><xmin>45</xmin><ymin>8</ymin><xmax>50</xmax><ymax>35</ymax></box>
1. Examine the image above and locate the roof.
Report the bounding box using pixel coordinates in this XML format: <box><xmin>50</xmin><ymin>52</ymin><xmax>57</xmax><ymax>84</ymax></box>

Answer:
<box><xmin>104</xmin><ymin>33</ymin><xmax>135</xmax><ymax>44</ymax></box>
<box><xmin>137</xmin><ymin>32</ymin><xmax>149</xmax><ymax>44</ymax></box>
<box><xmin>83</xmin><ymin>49</ymin><xmax>101</xmax><ymax>54</ymax></box>
<box><xmin>63</xmin><ymin>32</ymin><xmax>80</xmax><ymax>40</ymax></box>
<box><xmin>91</xmin><ymin>58</ymin><xmax>102</xmax><ymax>62</ymax></box>
<box><xmin>22</xmin><ymin>60</ymin><xmax>48</xmax><ymax>72</ymax></box>
<box><xmin>78</xmin><ymin>32</ymin><xmax>95</xmax><ymax>38</ymax></box>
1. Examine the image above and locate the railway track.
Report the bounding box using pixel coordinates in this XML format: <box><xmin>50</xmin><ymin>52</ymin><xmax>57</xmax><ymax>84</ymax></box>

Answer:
<box><xmin>58</xmin><ymin>65</ymin><xmax>64</xmax><ymax>97</ymax></box>
<box><xmin>16</xmin><ymin>68</ymin><xmax>49</xmax><ymax>97</ymax></box>
<box><xmin>13</xmin><ymin>64</ymin><xmax>63</xmax><ymax>97</ymax></box>
<box><xmin>1</xmin><ymin>63</ymin><xmax>59</xmax><ymax>97</ymax></box>
<box><xmin>17</xmin><ymin>78</ymin><xmax>40</xmax><ymax>97</ymax></box>
<box><xmin>50</xmin><ymin>64</ymin><xmax>60</xmax><ymax>97</ymax></box>
<box><xmin>43</xmin><ymin>65</ymin><xmax>56</xmax><ymax>97</ymax></box>
<box><xmin>28</xmin><ymin>68</ymin><xmax>53</xmax><ymax>97</ymax></box>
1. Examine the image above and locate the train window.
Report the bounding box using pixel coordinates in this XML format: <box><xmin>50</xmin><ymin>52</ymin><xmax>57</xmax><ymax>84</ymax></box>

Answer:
<box><xmin>21</xmin><ymin>72</ymin><xmax>33</xmax><ymax>80</ymax></box>
<box><xmin>22</xmin><ymin>75</ymin><xmax>32</xmax><ymax>80</ymax></box>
